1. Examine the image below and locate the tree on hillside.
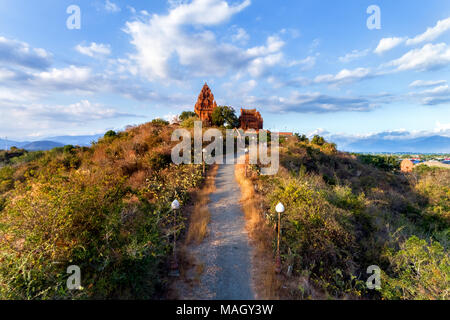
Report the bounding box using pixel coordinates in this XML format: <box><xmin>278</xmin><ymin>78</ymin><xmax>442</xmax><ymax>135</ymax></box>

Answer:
<box><xmin>311</xmin><ymin>135</ymin><xmax>326</xmax><ymax>146</ymax></box>
<box><xmin>179</xmin><ymin>111</ymin><xmax>197</xmax><ymax>121</ymax></box>
<box><xmin>212</xmin><ymin>106</ymin><xmax>239</xmax><ymax>128</ymax></box>
<box><xmin>151</xmin><ymin>118</ymin><xmax>169</xmax><ymax>126</ymax></box>
<box><xmin>294</xmin><ymin>133</ymin><xmax>309</xmax><ymax>143</ymax></box>
<box><xmin>104</xmin><ymin>130</ymin><xmax>117</xmax><ymax>138</ymax></box>
<box><xmin>180</xmin><ymin>116</ymin><xmax>200</xmax><ymax>128</ymax></box>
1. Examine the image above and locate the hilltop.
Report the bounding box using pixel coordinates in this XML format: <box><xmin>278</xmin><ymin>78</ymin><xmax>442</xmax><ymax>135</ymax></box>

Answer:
<box><xmin>0</xmin><ymin>121</ymin><xmax>448</xmax><ymax>300</ymax></box>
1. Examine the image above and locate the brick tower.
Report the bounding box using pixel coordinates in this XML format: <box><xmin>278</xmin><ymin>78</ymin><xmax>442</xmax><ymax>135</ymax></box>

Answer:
<box><xmin>194</xmin><ymin>83</ymin><xmax>217</xmax><ymax>125</ymax></box>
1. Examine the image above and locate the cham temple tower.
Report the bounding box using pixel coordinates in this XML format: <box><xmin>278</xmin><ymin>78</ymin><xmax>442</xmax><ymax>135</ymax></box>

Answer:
<box><xmin>194</xmin><ymin>83</ymin><xmax>263</xmax><ymax>131</ymax></box>
<box><xmin>194</xmin><ymin>83</ymin><xmax>217</xmax><ymax>125</ymax></box>
<box><xmin>239</xmin><ymin>108</ymin><xmax>263</xmax><ymax>131</ymax></box>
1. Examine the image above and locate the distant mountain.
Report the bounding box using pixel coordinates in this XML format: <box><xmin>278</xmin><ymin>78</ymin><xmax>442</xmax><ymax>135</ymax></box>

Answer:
<box><xmin>22</xmin><ymin>141</ymin><xmax>64</xmax><ymax>151</ymax></box>
<box><xmin>0</xmin><ymin>134</ymin><xmax>103</xmax><ymax>151</ymax></box>
<box><xmin>46</xmin><ymin>134</ymin><xmax>103</xmax><ymax>146</ymax></box>
<box><xmin>338</xmin><ymin>135</ymin><xmax>450</xmax><ymax>153</ymax></box>
<box><xmin>0</xmin><ymin>139</ymin><xmax>29</xmax><ymax>149</ymax></box>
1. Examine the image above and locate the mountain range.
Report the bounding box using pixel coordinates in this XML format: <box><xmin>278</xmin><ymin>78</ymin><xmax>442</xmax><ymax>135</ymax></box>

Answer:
<box><xmin>333</xmin><ymin>135</ymin><xmax>450</xmax><ymax>154</ymax></box>
<box><xmin>0</xmin><ymin>134</ymin><xmax>103</xmax><ymax>151</ymax></box>
<box><xmin>0</xmin><ymin>133</ymin><xmax>449</xmax><ymax>153</ymax></box>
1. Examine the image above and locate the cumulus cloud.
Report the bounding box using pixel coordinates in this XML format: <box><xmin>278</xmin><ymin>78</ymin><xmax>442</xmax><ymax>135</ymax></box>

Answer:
<box><xmin>104</xmin><ymin>0</ymin><xmax>121</xmax><ymax>13</ymax></box>
<box><xmin>0</xmin><ymin>99</ymin><xmax>140</xmax><ymax>139</ymax></box>
<box><xmin>374</xmin><ymin>37</ymin><xmax>405</xmax><ymax>54</ymax></box>
<box><xmin>231</xmin><ymin>27</ymin><xmax>250</xmax><ymax>44</ymax></box>
<box><xmin>373</xmin><ymin>17</ymin><xmax>450</xmax><ymax>55</ymax></box>
<box><xmin>250</xmin><ymin>91</ymin><xmax>379</xmax><ymax>113</ymax></box>
<box><xmin>415</xmin><ymin>84</ymin><xmax>450</xmax><ymax>105</ymax></box>
<box><xmin>75</xmin><ymin>42</ymin><xmax>111</xmax><ymax>57</ymax></box>
<box><xmin>406</xmin><ymin>17</ymin><xmax>450</xmax><ymax>45</ymax></box>
<box><xmin>124</xmin><ymin>0</ymin><xmax>285</xmax><ymax>80</ymax></box>
<box><xmin>0</xmin><ymin>36</ymin><xmax>52</xmax><ymax>69</ymax></box>
<box><xmin>31</xmin><ymin>65</ymin><xmax>94</xmax><ymax>91</ymax></box>
<box><xmin>314</xmin><ymin>67</ymin><xmax>372</xmax><ymax>85</ymax></box>
<box><xmin>339</xmin><ymin>49</ymin><xmax>369</xmax><ymax>63</ymax></box>
<box><xmin>289</xmin><ymin>56</ymin><xmax>316</xmax><ymax>71</ymax></box>
<box><xmin>7</xmin><ymin>100</ymin><xmax>138</xmax><ymax>123</ymax></box>
<box><xmin>409</xmin><ymin>79</ymin><xmax>447</xmax><ymax>88</ymax></box>
<box><xmin>386</xmin><ymin>43</ymin><xmax>450</xmax><ymax>72</ymax></box>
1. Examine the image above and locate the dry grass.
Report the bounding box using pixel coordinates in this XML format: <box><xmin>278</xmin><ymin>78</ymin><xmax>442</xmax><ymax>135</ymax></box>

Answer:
<box><xmin>185</xmin><ymin>164</ymin><xmax>218</xmax><ymax>245</ymax></box>
<box><xmin>235</xmin><ymin>155</ymin><xmax>281</xmax><ymax>299</ymax></box>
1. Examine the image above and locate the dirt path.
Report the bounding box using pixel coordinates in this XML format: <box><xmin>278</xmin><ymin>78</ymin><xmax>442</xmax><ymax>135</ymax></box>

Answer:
<box><xmin>175</xmin><ymin>162</ymin><xmax>256</xmax><ymax>300</ymax></box>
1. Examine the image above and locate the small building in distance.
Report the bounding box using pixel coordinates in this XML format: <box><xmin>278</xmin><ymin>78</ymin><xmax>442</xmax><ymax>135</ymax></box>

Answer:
<box><xmin>194</xmin><ymin>83</ymin><xmax>217</xmax><ymax>125</ymax></box>
<box><xmin>239</xmin><ymin>108</ymin><xmax>263</xmax><ymax>131</ymax></box>
<box><xmin>400</xmin><ymin>159</ymin><xmax>414</xmax><ymax>173</ymax></box>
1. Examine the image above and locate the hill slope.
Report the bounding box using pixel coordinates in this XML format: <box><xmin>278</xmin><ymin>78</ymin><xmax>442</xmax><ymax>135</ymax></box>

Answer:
<box><xmin>243</xmin><ymin>136</ymin><xmax>449</xmax><ymax>299</ymax></box>
<box><xmin>0</xmin><ymin>122</ymin><xmax>205</xmax><ymax>299</ymax></box>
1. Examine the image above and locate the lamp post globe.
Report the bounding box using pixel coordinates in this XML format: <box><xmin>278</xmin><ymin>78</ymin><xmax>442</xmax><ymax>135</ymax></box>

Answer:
<box><xmin>275</xmin><ymin>202</ymin><xmax>285</xmax><ymax>213</ymax></box>
<box><xmin>171</xmin><ymin>199</ymin><xmax>180</xmax><ymax>210</ymax></box>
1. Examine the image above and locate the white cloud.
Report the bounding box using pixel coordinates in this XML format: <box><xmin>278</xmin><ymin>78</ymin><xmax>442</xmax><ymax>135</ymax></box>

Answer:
<box><xmin>246</xmin><ymin>36</ymin><xmax>284</xmax><ymax>56</ymax></box>
<box><xmin>409</xmin><ymin>83</ymin><xmax>450</xmax><ymax>105</ymax></box>
<box><xmin>314</xmin><ymin>67</ymin><xmax>372</xmax><ymax>85</ymax></box>
<box><xmin>374</xmin><ymin>37</ymin><xmax>405</xmax><ymax>54</ymax></box>
<box><xmin>420</xmin><ymin>85</ymin><xmax>450</xmax><ymax>105</ymax></box>
<box><xmin>104</xmin><ymin>0</ymin><xmax>121</xmax><ymax>13</ymax></box>
<box><xmin>75</xmin><ymin>42</ymin><xmax>111</xmax><ymax>57</ymax></box>
<box><xmin>373</xmin><ymin>17</ymin><xmax>450</xmax><ymax>55</ymax></box>
<box><xmin>0</xmin><ymin>87</ymin><xmax>43</xmax><ymax>104</ymax></box>
<box><xmin>127</xmin><ymin>6</ymin><xmax>137</xmax><ymax>14</ymax></box>
<box><xmin>339</xmin><ymin>49</ymin><xmax>369</xmax><ymax>63</ymax></box>
<box><xmin>251</xmin><ymin>91</ymin><xmax>380</xmax><ymax>113</ymax></box>
<box><xmin>289</xmin><ymin>56</ymin><xmax>316</xmax><ymax>71</ymax></box>
<box><xmin>231</xmin><ymin>27</ymin><xmax>249</xmax><ymax>44</ymax></box>
<box><xmin>0</xmin><ymin>36</ymin><xmax>52</xmax><ymax>69</ymax></box>
<box><xmin>409</xmin><ymin>79</ymin><xmax>447</xmax><ymax>88</ymax></box>
<box><xmin>406</xmin><ymin>17</ymin><xmax>450</xmax><ymax>45</ymax></box>
<box><xmin>33</xmin><ymin>66</ymin><xmax>92</xmax><ymax>86</ymax></box>
<box><xmin>124</xmin><ymin>0</ymin><xmax>286</xmax><ymax>80</ymax></box>
<box><xmin>386</xmin><ymin>43</ymin><xmax>450</xmax><ymax>72</ymax></box>
<box><xmin>7</xmin><ymin>100</ymin><xmax>136</xmax><ymax>123</ymax></box>
<box><xmin>279</xmin><ymin>28</ymin><xmax>301</xmax><ymax>39</ymax></box>
<box><xmin>0</xmin><ymin>68</ymin><xmax>17</xmax><ymax>80</ymax></box>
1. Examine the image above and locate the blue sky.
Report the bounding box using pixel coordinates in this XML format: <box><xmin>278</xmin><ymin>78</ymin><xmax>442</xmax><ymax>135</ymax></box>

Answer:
<box><xmin>0</xmin><ymin>0</ymin><xmax>449</xmax><ymax>142</ymax></box>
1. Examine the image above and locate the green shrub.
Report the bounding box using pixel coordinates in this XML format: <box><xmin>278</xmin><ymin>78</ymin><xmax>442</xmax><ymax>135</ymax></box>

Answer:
<box><xmin>181</xmin><ymin>116</ymin><xmax>199</xmax><ymax>128</ymax></box>
<box><xmin>311</xmin><ymin>135</ymin><xmax>325</xmax><ymax>146</ymax></box>
<box><xmin>358</xmin><ymin>155</ymin><xmax>400</xmax><ymax>171</ymax></box>
<box><xmin>151</xmin><ymin>118</ymin><xmax>169</xmax><ymax>126</ymax></box>
<box><xmin>381</xmin><ymin>236</ymin><xmax>449</xmax><ymax>300</ymax></box>
<box><xmin>211</xmin><ymin>106</ymin><xmax>239</xmax><ymax>128</ymax></box>
<box><xmin>104</xmin><ymin>130</ymin><xmax>117</xmax><ymax>138</ymax></box>
<box><xmin>179</xmin><ymin>111</ymin><xmax>197</xmax><ymax>121</ymax></box>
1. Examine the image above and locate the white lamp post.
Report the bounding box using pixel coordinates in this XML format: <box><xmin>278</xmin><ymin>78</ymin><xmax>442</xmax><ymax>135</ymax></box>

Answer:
<box><xmin>169</xmin><ymin>199</ymin><xmax>181</xmax><ymax>277</ymax></box>
<box><xmin>275</xmin><ymin>202</ymin><xmax>285</xmax><ymax>274</ymax></box>
<box><xmin>244</xmin><ymin>148</ymin><xmax>249</xmax><ymax>177</ymax></box>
